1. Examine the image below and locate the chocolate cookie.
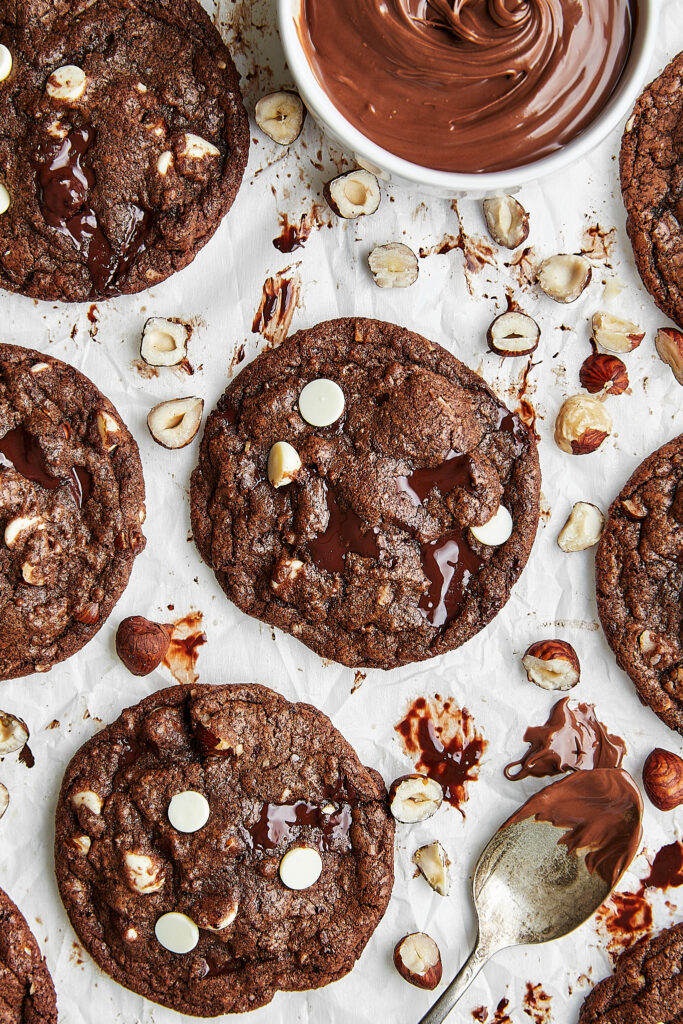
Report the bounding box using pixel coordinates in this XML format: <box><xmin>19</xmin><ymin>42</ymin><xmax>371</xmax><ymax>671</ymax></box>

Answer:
<box><xmin>55</xmin><ymin>682</ymin><xmax>394</xmax><ymax>1016</ymax></box>
<box><xmin>0</xmin><ymin>0</ymin><xmax>249</xmax><ymax>302</ymax></box>
<box><xmin>596</xmin><ymin>435</ymin><xmax>683</xmax><ymax>733</ymax></box>
<box><xmin>191</xmin><ymin>317</ymin><xmax>540</xmax><ymax>669</ymax></box>
<box><xmin>0</xmin><ymin>886</ymin><xmax>57</xmax><ymax>1023</ymax></box>
<box><xmin>578</xmin><ymin>922</ymin><xmax>683</xmax><ymax>1023</ymax></box>
<box><xmin>620</xmin><ymin>52</ymin><xmax>683</xmax><ymax>328</ymax></box>
<box><xmin>0</xmin><ymin>343</ymin><xmax>146</xmax><ymax>679</ymax></box>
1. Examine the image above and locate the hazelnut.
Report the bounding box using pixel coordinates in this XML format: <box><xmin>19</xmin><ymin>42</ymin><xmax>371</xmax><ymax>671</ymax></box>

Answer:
<box><xmin>592</xmin><ymin>311</ymin><xmax>644</xmax><ymax>354</ymax></box>
<box><xmin>368</xmin><ymin>242</ymin><xmax>419</xmax><ymax>288</ymax></box>
<box><xmin>413</xmin><ymin>841</ymin><xmax>450</xmax><ymax>896</ymax></box>
<box><xmin>70</xmin><ymin>834</ymin><xmax>91</xmax><ymax>854</ymax></box>
<box><xmin>554</xmin><ymin>395</ymin><xmax>612</xmax><ymax>455</ymax></box>
<box><xmin>655</xmin><ymin>327</ymin><xmax>683</xmax><ymax>385</ymax></box>
<box><xmin>522</xmin><ymin>640</ymin><xmax>580</xmax><ymax>691</ymax></box>
<box><xmin>557</xmin><ymin>501</ymin><xmax>604</xmax><ymax>552</ymax></box>
<box><xmin>642</xmin><ymin>748</ymin><xmax>683</xmax><ymax>811</ymax></box>
<box><xmin>140</xmin><ymin>317</ymin><xmax>189</xmax><ymax>367</ymax></box>
<box><xmin>620</xmin><ymin>496</ymin><xmax>648</xmax><ymax>520</ymax></box>
<box><xmin>0</xmin><ymin>712</ymin><xmax>29</xmax><ymax>756</ymax></box>
<box><xmin>0</xmin><ymin>184</ymin><xmax>9</xmax><ymax>216</ymax></box>
<box><xmin>537</xmin><ymin>254</ymin><xmax>592</xmax><ymax>303</ymax></box>
<box><xmin>0</xmin><ymin>782</ymin><xmax>8</xmax><ymax>820</ymax></box>
<box><xmin>323</xmin><ymin>169</ymin><xmax>380</xmax><ymax>219</ymax></box>
<box><xmin>0</xmin><ymin>45</ymin><xmax>12</xmax><ymax>83</ymax></box>
<box><xmin>180</xmin><ymin>133</ymin><xmax>220</xmax><ymax>159</ymax></box>
<box><xmin>74</xmin><ymin>602</ymin><xmax>100</xmax><ymax>625</ymax></box>
<box><xmin>123</xmin><ymin>851</ymin><xmax>165</xmax><ymax>893</ymax></box>
<box><xmin>97</xmin><ymin>410</ymin><xmax>123</xmax><ymax>453</ymax></box>
<box><xmin>638</xmin><ymin>629</ymin><xmax>679</xmax><ymax>669</ymax></box>
<box><xmin>579</xmin><ymin>353</ymin><xmax>629</xmax><ymax>396</ymax></box>
<box><xmin>389</xmin><ymin>774</ymin><xmax>443</xmax><ymax>824</ymax></box>
<box><xmin>255</xmin><ymin>91</ymin><xmax>306</xmax><ymax>145</ymax></box>
<box><xmin>483</xmin><ymin>195</ymin><xmax>529</xmax><ymax>249</ymax></box>
<box><xmin>267</xmin><ymin>441</ymin><xmax>302</xmax><ymax>488</ymax></box>
<box><xmin>21</xmin><ymin>562</ymin><xmax>46</xmax><ymax>586</ymax></box>
<box><xmin>487</xmin><ymin>311</ymin><xmax>540</xmax><ymax>357</ymax></box>
<box><xmin>71</xmin><ymin>790</ymin><xmax>102</xmax><ymax>814</ymax></box>
<box><xmin>116</xmin><ymin>616</ymin><xmax>172</xmax><ymax>676</ymax></box>
<box><xmin>4</xmin><ymin>515</ymin><xmax>45</xmax><ymax>549</ymax></box>
<box><xmin>393</xmin><ymin>932</ymin><xmax>443</xmax><ymax>990</ymax></box>
<box><xmin>147</xmin><ymin>397</ymin><xmax>204</xmax><ymax>449</ymax></box>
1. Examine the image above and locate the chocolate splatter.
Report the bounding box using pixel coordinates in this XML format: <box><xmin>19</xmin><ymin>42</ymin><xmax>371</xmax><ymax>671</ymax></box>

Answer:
<box><xmin>272</xmin><ymin>206</ymin><xmax>328</xmax><ymax>253</ymax></box>
<box><xmin>581</xmin><ymin>224</ymin><xmax>616</xmax><ymax>263</ymax></box>
<box><xmin>162</xmin><ymin>611</ymin><xmax>207</xmax><ymax>686</ymax></box>
<box><xmin>252</xmin><ymin>268</ymin><xmax>301</xmax><ymax>348</ymax></box>
<box><xmin>523</xmin><ymin>982</ymin><xmax>552</xmax><ymax>1024</ymax></box>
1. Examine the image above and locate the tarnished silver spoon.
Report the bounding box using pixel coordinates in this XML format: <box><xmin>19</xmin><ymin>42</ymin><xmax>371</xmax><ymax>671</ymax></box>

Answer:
<box><xmin>419</xmin><ymin>767</ymin><xmax>643</xmax><ymax>1024</ymax></box>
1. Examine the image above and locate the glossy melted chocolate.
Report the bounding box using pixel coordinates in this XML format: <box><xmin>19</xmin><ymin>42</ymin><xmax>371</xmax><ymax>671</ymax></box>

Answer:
<box><xmin>247</xmin><ymin>800</ymin><xmax>352</xmax><ymax>851</ymax></box>
<box><xmin>0</xmin><ymin>425</ymin><xmax>92</xmax><ymax>508</ymax></box>
<box><xmin>308</xmin><ymin>481</ymin><xmax>380</xmax><ymax>574</ymax></box>
<box><xmin>299</xmin><ymin>0</ymin><xmax>635</xmax><ymax>173</ymax></box>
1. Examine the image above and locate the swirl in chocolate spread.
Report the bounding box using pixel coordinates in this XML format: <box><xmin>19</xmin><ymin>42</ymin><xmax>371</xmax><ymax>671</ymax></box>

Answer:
<box><xmin>504</xmin><ymin>697</ymin><xmax>626</xmax><ymax>780</ymax></box>
<box><xmin>504</xmin><ymin>767</ymin><xmax>642</xmax><ymax>888</ymax></box>
<box><xmin>299</xmin><ymin>0</ymin><xmax>635</xmax><ymax>173</ymax></box>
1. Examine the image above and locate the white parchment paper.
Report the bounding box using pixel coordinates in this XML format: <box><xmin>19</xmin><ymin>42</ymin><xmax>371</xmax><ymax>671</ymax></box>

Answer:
<box><xmin>1</xmin><ymin>1</ymin><xmax>683</xmax><ymax>1021</ymax></box>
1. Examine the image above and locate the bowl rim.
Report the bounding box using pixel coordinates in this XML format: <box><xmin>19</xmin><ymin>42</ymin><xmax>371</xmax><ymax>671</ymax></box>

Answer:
<box><xmin>278</xmin><ymin>0</ymin><xmax>659</xmax><ymax>190</ymax></box>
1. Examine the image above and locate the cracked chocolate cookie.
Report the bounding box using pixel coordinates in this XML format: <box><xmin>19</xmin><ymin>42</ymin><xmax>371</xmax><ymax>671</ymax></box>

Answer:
<box><xmin>620</xmin><ymin>52</ymin><xmax>683</xmax><ymax>328</ymax></box>
<box><xmin>578</xmin><ymin>922</ymin><xmax>683</xmax><ymax>1023</ymax></box>
<box><xmin>55</xmin><ymin>682</ymin><xmax>394</xmax><ymax>1017</ymax></box>
<box><xmin>0</xmin><ymin>0</ymin><xmax>249</xmax><ymax>302</ymax></box>
<box><xmin>596</xmin><ymin>435</ymin><xmax>683</xmax><ymax>733</ymax></box>
<box><xmin>191</xmin><ymin>317</ymin><xmax>541</xmax><ymax>669</ymax></box>
<box><xmin>0</xmin><ymin>886</ymin><xmax>57</xmax><ymax>1023</ymax></box>
<box><xmin>0</xmin><ymin>343</ymin><xmax>146</xmax><ymax>679</ymax></box>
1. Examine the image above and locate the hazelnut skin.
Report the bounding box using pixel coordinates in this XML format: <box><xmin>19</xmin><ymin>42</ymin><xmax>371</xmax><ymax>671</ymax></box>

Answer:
<box><xmin>642</xmin><ymin>748</ymin><xmax>683</xmax><ymax>812</ymax></box>
<box><xmin>116</xmin><ymin>616</ymin><xmax>172</xmax><ymax>676</ymax></box>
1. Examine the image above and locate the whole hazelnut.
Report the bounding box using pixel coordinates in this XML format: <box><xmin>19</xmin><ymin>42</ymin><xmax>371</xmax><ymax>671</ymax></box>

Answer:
<box><xmin>116</xmin><ymin>616</ymin><xmax>172</xmax><ymax>676</ymax></box>
<box><xmin>642</xmin><ymin>748</ymin><xmax>683</xmax><ymax>811</ymax></box>
<box><xmin>554</xmin><ymin>395</ymin><xmax>612</xmax><ymax>455</ymax></box>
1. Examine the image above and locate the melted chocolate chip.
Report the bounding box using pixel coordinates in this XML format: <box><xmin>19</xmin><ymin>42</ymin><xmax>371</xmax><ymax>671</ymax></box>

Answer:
<box><xmin>419</xmin><ymin>528</ymin><xmax>484</xmax><ymax>627</ymax></box>
<box><xmin>307</xmin><ymin>482</ymin><xmax>380</xmax><ymax>574</ymax></box>
<box><xmin>0</xmin><ymin>425</ymin><xmax>89</xmax><ymax>506</ymax></box>
<box><xmin>247</xmin><ymin>800</ymin><xmax>352</xmax><ymax>851</ymax></box>
<box><xmin>396</xmin><ymin>450</ymin><xmax>473</xmax><ymax>507</ymax></box>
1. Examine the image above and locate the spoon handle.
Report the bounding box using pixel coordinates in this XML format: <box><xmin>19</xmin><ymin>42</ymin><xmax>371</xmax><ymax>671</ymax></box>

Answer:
<box><xmin>418</xmin><ymin>936</ymin><xmax>492</xmax><ymax>1024</ymax></box>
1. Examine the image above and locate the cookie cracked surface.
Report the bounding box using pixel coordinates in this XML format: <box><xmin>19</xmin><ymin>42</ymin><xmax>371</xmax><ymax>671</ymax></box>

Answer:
<box><xmin>55</xmin><ymin>682</ymin><xmax>395</xmax><ymax>1017</ymax></box>
<box><xmin>596</xmin><ymin>434</ymin><xmax>683</xmax><ymax>734</ymax></box>
<box><xmin>620</xmin><ymin>51</ymin><xmax>683</xmax><ymax>329</ymax></box>
<box><xmin>0</xmin><ymin>0</ymin><xmax>249</xmax><ymax>302</ymax></box>
<box><xmin>191</xmin><ymin>317</ymin><xmax>541</xmax><ymax>669</ymax></box>
<box><xmin>0</xmin><ymin>886</ymin><xmax>57</xmax><ymax>1023</ymax></box>
<box><xmin>0</xmin><ymin>343</ymin><xmax>146</xmax><ymax>679</ymax></box>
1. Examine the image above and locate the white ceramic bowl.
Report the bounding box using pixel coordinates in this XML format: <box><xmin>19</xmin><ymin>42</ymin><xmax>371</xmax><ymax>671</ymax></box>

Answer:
<box><xmin>278</xmin><ymin>0</ymin><xmax>658</xmax><ymax>197</ymax></box>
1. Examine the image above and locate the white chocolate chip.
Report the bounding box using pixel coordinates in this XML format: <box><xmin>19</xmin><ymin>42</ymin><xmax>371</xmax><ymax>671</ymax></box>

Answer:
<box><xmin>136</xmin><ymin>82</ymin><xmax>148</xmax><ymax>93</ymax></box>
<box><xmin>167</xmin><ymin>791</ymin><xmax>210</xmax><ymax>834</ymax></box>
<box><xmin>278</xmin><ymin>846</ymin><xmax>323</xmax><ymax>890</ymax></box>
<box><xmin>201</xmin><ymin>903</ymin><xmax>238</xmax><ymax>931</ymax></box>
<box><xmin>470</xmin><ymin>506</ymin><xmax>513</xmax><ymax>546</ymax></box>
<box><xmin>22</xmin><ymin>562</ymin><xmax>46</xmax><ymax>586</ymax></box>
<box><xmin>71</xmin><ymin>790</ymin><xmax>102</xmax><ymax>814</ymax></box>
<box><xmin>124</xmin><ymin>852</ymin><xmax>165</xmax><ymax>893</ymax></box>
<box><xmin>155</xmin><ymin>912</ymin><xmax>199</xmax><ymax>954</ymax></box>
<box><xmin>4</xmin><ymin>516</ymin><xmax>45</xmax><ymax>549</ymax></box>
<box><xmin>0</xmin><ymin>45</ymin><xmax>12</xmax><ymax>82</ymax></box>
<box><xmin>0</xmin><ymin>184</ymin><xmax>9</xmax><ymax>216</ymax></box>
<box><xmin>125</xmin><ymin>927</ymin><xmax>138</xmax><ymax>941</ymax></box>
<box><xmin>70</xmin><ymin>835</ymin><xmax>91</xmax><ymax>854</ymax></box>
<box><xmin>298</xmin><ymin>379</ymin><xmax>345</xmax><ymax>427</ymax></box>
<box><xmin>267</xmin><ymin>441</ymin><xmax>302</xmax><ymax>488</ymax></box>
<box><xmin>157</xmin><ymin>151</ymin><xmax>174</xmax><ymax>176</ymax></box>
<box><xmin>181</xmin><ymin>133</ymin><xmax>220</xmax><ymax>159</ymax></box>
<box><xmin>46</xmin><ymin>65</ymin><xmax>87</xmax><ymax>103</ymax></box>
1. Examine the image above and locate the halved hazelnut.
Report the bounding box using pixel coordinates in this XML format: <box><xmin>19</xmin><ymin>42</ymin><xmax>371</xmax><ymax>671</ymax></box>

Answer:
<box><xmin>4</xmin><ymin>516</ymin><xmax>45</xmax><ymax>549</ymax></box>
<box><xmin>368</xmin><ymin>243</ymin><xmax>418</xmax><ymax>288</ymax></box>
<box><xmin>592</xmin><ymin>312</ymin><xmax>644</xmax><ymax>354</ymax></box>
<box><xmin>123</xmin><ymin>852</ymin><xmax>165</xmax><ymax>894</ymax></box>
<box><xmin>487</xmin><ymin>311</ymin><xmax>540</xmax><ymax>357</ymax></box>
<box><xmin>389</xmin><ymin>774</ymin><xmax>443</xmax><ymax>824</ymax></box>
<box><xmin>0</xmin><ymin>712</ymin><xmax>29</xmax><ymax>756</ymax></box>
<box><xmin>638</xmin><ymin>629</ymin><xmax>678</xmax><ymax>669</ymax></box>
<box><xmin>483</xmin><ymin>195</ymin><xmax>530</xmax><ymax>249</ymax></box>
<box><xmin>147</xmin><ymin>397</ymin><xmax>204</xmax><ymax>449</ymax></box>
<box><xmin>413</xmin><ymin>841</ymin><xmax>450</xmax><ymax>896</ymax></box>
<box><xmin>537</xmin><ymin>254</ymin><xmax>592</xmax><ymax>303</ymax></box>
<box><xmin>97</xmin><ymin>410</ymin><xmax>123</xmax><ymax>453</ymax></box>
<box><xmin>0</xmin><ymin>783</ymin><xmax>8</xmax><ymax>820</ymax></box>
<box><xmin>140</xmin><ymin>317</ymin><xmax>189</xmax><ymax>367</ymax></box>
<box><xmin>70</xmin><ymin>834</ymin><xmax>91</xmax><ymax>854</ymax></box>
<box><xmin>579</xmin><ymin>352</ymin><xmax>629</xmax><ymax>395</ymax></box>
<box><xmin>655</xmin><ymin>327</ymin><xmax>683</xmax><ymax>385</ymax></box>
<box><xmin>21</xmin><ymin>562</ymin><xmax>46</xmax><ymax>586</ymax></box>
<box><xmin>71</xmin><ymin>790</ymin><xmax>102</xmax><ymax>814</ymax></box>
<box><xmin>180</xmin><ymin>133</ymin><xmax>220</xmax><ymax>159</ymax></box>
<box><xmin>557</xmin><ymin>501</ymin><xmax>604</xmax><ymax>551</ymax></box>
<box><xmin>323</xmin><ymin>169</ymin><xmax>380</xmax><ymax>219</ymax></box>
<box><xmin>522</xmin><ymin>640</ymin><xmax>580</xmax><ymax>691</ymax></box>
<box><xmin>394</xmin><ymin>933</ymin><xmax>442</xmax><ymax>990</ymax></box>
<box><xmin>0</xmin><ymin>45</ymin><xmax>12</xmax><ymax>83</ymax></box>
<box><xmin>554</xmin><ymin>395</ymin><xmax>612</xmax><ymax>455</ymax></box>
<box><xmin>116</xmin><ymin>616</ymin><xmax>172</xmax><ymax>676</ymax></box>
<box><xmin>255</xmin><ymin>91</ymin><xmax>306</xmax><ymax>145</ymax></box>
<box><xmin>642</xmin><ymin>748</ymin><xmax>683</xmax><ymax>811</ymax></box>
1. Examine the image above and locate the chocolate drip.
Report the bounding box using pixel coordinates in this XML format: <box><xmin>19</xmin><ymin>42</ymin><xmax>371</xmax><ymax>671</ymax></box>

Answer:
<box><xmin>308</xmin><ymin>482</ymin><xmax>379</xmax><ymax>573</ymax></box>
<box><xmin>504</xmin><ymin>767</ymin><xmax>642</xmax><ymax>888</ymax></box>
<box><xmin>396</xmin><ymin>450</ymin><xmax>473</xmax><ymax>506</ymax></box>
<box><xmin>419</xmin><ymin>528</ymin><xmax>483</xmax><ymax>627</ymax></box>
<box><xmin>504</xmin><ymin>697</ymin><xmax>626</xmax><ymax>781</ymax></box>
<box><xmin>247</xmin><ymin>800</ymin><xmax>352</xmax><ymax>851</ymax></box>
<box><xmin>0</xmin><ymin>425</ymin><xmax>90</xmax><ymax>506</ymax></box>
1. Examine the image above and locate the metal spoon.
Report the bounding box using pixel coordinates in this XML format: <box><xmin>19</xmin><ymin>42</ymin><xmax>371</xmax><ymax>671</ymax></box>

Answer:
<box><xmin>419</xmin><ymin>770</ymin><xmax>642</xmax><ymax>1024</ymax></box>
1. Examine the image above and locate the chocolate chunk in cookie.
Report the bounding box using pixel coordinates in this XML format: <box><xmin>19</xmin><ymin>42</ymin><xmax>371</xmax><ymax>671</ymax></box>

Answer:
<box><xmin>191</xmin><ymin>317</ymin><xmax>541</xmax><ymax>669</ymax></box>
<box><xmin>0</xmin><ymin>0</ymin><xmax>249</xmax><ymax>302</ymax></box>
<box><xmin>0</xmin><ymin>343</ymin><xmax>145</xmax><ymax>679</ymax></box>
<box><xmin>579</xmin><ymin>922</ymin><xmax>683</xmax><ymax>1023</ymax></box>
<box><xmin>596</xmin><ymin>434</ymin><xmax>683</xmax><ymax>733</ymax></box>
<box><xmin>55</xmin><ymin>683</ymin><xmax>394</xmax><ymax>1016</ymax></box>
<box><xmin>0</xmin><ymin>886</ymin><xmax>57</xmax><ymax>1023</ymax></box>
<box><xmin>620</xmin><ymin>52</ymin><xmax>683</xmax><ymax>328</ymax></box>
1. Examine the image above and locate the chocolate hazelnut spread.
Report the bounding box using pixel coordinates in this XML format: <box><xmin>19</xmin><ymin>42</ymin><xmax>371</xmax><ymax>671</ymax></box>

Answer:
<box><xmin>298</xmin><ymin>0</ymin><xmax>635</xmax><ymax>173</ymax></box>
<box><xmin>504</xmin><ymin>768</ymin><xmax>642</xmax><ymax>887</ymax></box>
